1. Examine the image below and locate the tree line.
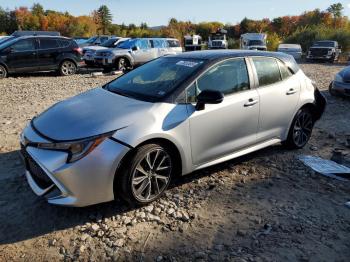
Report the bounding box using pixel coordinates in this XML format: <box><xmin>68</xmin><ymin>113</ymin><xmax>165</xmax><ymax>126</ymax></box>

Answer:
<box><xmin>0</xmin><ymin>3</ymin><xmax>349</xmax><ymax>51</ymax></box>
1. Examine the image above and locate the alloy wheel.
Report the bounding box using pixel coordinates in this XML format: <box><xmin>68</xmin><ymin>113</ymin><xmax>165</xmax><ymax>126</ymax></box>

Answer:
<box><xmin>131</xmin><ymin>148</ymin><xmax>172</xmax><ymax>202</ymax></box>
<box><xmin>61</xmin><ymin>61</ymin><xmax>76</xmax><ymax>75</ymax></box>
<box><xmin>292</xmin><ymin>111</ymin><xmax>313</xmax><ymax>147</ymax></box>
<box><xmin>118</xmin><ymin>58</ymin><xmax>127</xmax><ymax>71</ymax></box>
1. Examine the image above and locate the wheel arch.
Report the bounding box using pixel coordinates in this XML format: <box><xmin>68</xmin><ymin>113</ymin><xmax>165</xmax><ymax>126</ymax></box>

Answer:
<box><xmin>59</xmin><ymin>57</ymin><xmax>78</xmax><ymax>67</ymax></box>
<box><xmin>113</xmin><ymin>137</ymin><xmax>183</xmax><ymax>198</ymax></box>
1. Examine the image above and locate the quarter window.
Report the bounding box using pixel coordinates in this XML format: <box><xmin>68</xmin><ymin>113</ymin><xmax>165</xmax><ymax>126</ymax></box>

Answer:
<box><xmin>277</xmin><ymin>60</ymin><xmax>293</xmax><ymax>80</ymax></box>
<box><xmin>167</xmin><ymin>40</ymin><xmax>180</xmax><ymax>48</ymax></box>
<box><xmin>193</xmin><ymin>58</ymin><xmax>250</xmax><ymax>99</ymax></box>
<box><xmin>153</xmin><ymin>39</ymin><xmax>167</xmax><ymax>48</ymax></box>
<box><xmin>39</xmin><ymin>39</ymin><xmax>59</xmax><ymax>49</ymax></box>
<box><xmin>252</xmin><ymin>57</ymin><xmax>282</xmax><ymax>87</ymax></box>
<box><xmin>11</xmin><ymin>39</ymin><xmax>35</xmax><ymax>52</ymax></box>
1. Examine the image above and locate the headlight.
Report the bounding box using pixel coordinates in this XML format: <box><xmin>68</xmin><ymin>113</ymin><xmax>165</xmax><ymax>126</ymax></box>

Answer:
<box><xmin>334</xmin><ymin>74</ymin><xmax>343</xmax><ymax>83</ymax></box>
<box><xmin>37</xmin><ymin>132</ymin><xmax>114</xmax><ymax>163</ymax></box>
<box><xmin>328</xmin><ymin>49</ymin><xmax>333</xmax><ymax>55</ymax></box>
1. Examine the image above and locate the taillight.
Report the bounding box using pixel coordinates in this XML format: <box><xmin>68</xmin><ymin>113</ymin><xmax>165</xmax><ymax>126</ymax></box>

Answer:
<box><xmin>74</xmin><ymin>47</ymin><xmax>83</xmax><ymax>55</ymax></box>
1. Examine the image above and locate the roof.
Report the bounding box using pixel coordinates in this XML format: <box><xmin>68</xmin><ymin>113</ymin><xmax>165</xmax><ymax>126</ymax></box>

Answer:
<box><xmin>278</xmin><ymin>44</ymin><xmax>302</xmax><ymax>49</ymax></box>
<box><xmin>172</xmin><ymin>50</ymin><xmax>300</xmax><ymax>72</ymax></box>
<box><xmin>15</xmin><ymin>35</ymin><xmax>72</xmax><ymax>40</ymax></box>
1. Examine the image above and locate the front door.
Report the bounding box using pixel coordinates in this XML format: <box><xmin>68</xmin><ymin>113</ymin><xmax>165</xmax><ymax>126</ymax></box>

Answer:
<box><xmin>133</xmin><ymin>39</ymin><xmax>154</xmax><ymax>64</ymax></box>
<box><xmin>6</xmin><ymin>39</ymin><xmax>38</xmax><ymax>72</ymax></box>
<box><xmin>187</xmin><ymin>58</ymin><xmax>260</xmax><ymax>166</ymax></box>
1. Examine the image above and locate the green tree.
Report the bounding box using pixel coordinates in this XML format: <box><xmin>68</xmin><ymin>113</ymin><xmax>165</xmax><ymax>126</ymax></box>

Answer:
<box><xmin>327</xmin><ymin>3</ymin><xmax>344</xmax><ymax>28</ymax></box>
<box><xmin>94</xmin><ymin>5</ymin><xmax>112</xmax><ymax>34</ymax></box>
<box><xmin>31</xmin><ymin>3</ymin><xmax>44</xmax><ymax>16</ymax></box>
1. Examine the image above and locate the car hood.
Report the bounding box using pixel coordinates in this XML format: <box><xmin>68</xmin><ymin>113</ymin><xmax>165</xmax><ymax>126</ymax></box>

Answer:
<box><xmin>83</xmin><ymin>46</ymin><xmax>108</xmax><ymax>52</ymax></box>
<box><xmin>32</xmin><ymin>88</ymin><xmax>153</xmax><ymax>141</ymax></box>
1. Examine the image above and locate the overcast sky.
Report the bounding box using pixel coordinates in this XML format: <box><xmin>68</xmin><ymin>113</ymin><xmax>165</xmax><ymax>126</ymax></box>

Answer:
<box><xmin>1</xmin><ymin>0</ymin><xmax>350</xmax><ymax>26</ymax></box>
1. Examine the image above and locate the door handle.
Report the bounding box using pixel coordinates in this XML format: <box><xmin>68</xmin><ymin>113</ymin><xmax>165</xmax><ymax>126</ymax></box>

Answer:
<box><xmin>244</xmin><ymin>98</ymin><xmax>259</xmax><ymax>107</ymax></box>
<box><xmin>286</xmin><ymin>88</ymin><xmax>297</xmax><ymax>95</ymax></box>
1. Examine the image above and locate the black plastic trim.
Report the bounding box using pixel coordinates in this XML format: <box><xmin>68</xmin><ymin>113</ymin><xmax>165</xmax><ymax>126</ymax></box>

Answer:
<box><xmin>109</xmin><ymin>137</ymin><xmax>133</xmax><ymax>149</ymax></box>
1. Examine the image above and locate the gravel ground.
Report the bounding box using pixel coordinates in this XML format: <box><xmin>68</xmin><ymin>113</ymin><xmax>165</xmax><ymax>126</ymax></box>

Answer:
<box><xmin>0</xmin><ymin>64</ymin><xmax>349</xmax><ymax>261</ymax></box>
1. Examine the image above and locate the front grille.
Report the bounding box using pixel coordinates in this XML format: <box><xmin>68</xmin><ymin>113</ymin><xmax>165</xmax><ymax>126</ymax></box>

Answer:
<box><xmin>310</xmin><ymin>48</ymin><xmax>329</xmax><ymax>56</ymax></box>
<box><xmin>21</xmin><ymin>144</ymin><xmax>53</xmax><ymax>188</ymax></box>
<box><xmin>212</xmin><ymin>41</ymin><xmax>222</xmax><ymax>47</ymax></box>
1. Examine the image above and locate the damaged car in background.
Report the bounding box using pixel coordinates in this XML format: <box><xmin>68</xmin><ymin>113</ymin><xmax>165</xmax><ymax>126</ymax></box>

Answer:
<box><xmin>94</xmin><ymin>38</ymin><xmax>182</xmax><ymax>71</ymax></box>
<box><xmin>307</xmin><ymin>40</ymin><xmax>341</xmax><ymax>63</ymax></box>
<box><xmin>20</xmin><ymin>50</ymin><xmax>326</xmax><ymax>207</ymax></box>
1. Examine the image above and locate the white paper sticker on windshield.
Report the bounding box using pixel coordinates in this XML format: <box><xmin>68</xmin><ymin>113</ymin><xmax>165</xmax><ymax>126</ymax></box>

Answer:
<box><xmin>176</xmin><ymin>61</ymin><xmax>199</xmax><ymax>68</ymax></box>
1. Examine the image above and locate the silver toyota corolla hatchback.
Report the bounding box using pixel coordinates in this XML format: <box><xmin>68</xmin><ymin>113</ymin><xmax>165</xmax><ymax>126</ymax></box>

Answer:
<box><xmin>20</xmin><ymin>50</ymin><xmax>326</xmax><ymax>207</ymax></box>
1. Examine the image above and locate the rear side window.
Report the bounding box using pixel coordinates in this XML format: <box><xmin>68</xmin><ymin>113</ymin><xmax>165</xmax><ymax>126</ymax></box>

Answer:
<box><xmin>277</xmin><ymin>60</ymin><xmax>293</xmax><ymax>80</ymax></box>
<box><xmin>137</xmin><ymin>39</ymin><xmax>151</xmax><ymax>50</ymax></box>
<box><xmin>252</xmin><ymin>57</ymin><xmax>281</xmax><ymax>87</ymax></box>
<box><xmin>39</xmin><ymin>39</ymin><xmax>59</xmax><ymax>49</ymax></box>
<box><xmin>11</xmin><ymin>39</ymin><xmax>36</xmax><ymax>52</ymax></box>
<box><xmin>58</xmin><ymin>39</ymin><xmax>72</xmax><ymax>48</ymax></box>
<box><xmin>167</xmin><ymin>40</ymin><xmax>180</xmax><ymax>48</ymax></box>
<box><xmin>153</xmin><ymin>39</ymin><xmax>167</xmax><ymax>48</ymax></box>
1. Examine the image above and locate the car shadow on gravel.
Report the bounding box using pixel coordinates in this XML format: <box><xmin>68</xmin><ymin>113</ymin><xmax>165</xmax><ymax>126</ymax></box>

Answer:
<box><xmin>0</xmin><ymin>144</ymin><xmax>289</xmax><ymax>245</ymax></box>
<box><xmin>8</xmin><ymin>68</ymin><xmax>103</xmax><ymax>78</ymax></box>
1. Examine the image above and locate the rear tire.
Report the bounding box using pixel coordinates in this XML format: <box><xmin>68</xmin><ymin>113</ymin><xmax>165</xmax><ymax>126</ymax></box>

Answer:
<box><xmin>284</xmin><ymin>108</ymin><xmax>314</xmax><ymax>149</ymax></box>
<box><xmin>0</xmin><ymin>64</ymin><xmax>7</xmax><ymax>78</ymax></box>
<box><xmin>118</xmin><ymin>143</ymin><xmax>174</xmax><ymax>206</ymax></box>
<box><xmin>59</xmin><ymin>60</ymin><xmax>77</xmax><ymax>76</ymax></box>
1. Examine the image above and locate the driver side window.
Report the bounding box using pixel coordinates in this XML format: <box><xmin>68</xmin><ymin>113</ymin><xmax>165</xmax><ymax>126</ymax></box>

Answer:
<box><xmin>186</xmin><ymin>58</ymin><xmax>250</xmax><ymax>102</ymax></box>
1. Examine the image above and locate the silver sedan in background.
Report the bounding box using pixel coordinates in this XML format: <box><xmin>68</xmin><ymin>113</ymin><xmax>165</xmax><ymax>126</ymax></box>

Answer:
<box><xmin>20</xmin><ymin>50</ymin><xmax>326</xmax><ymax>207</ymax></box>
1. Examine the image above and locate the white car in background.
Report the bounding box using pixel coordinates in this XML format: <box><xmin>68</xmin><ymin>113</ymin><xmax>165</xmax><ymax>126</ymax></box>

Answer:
<box><xmin>278</xmin><ymin>44</ymin><xmax>303</xmax><ymax>60</ymax></box>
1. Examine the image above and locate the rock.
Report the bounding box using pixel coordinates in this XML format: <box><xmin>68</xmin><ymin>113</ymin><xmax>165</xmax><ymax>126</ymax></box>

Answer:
<box><xmin>167</xmin><ymin>208</ymin><xmax>175</xmax><ymax>215</ymax></box>
<box><xmin>237</xmin><ymin>230</ymin><xmax>246</xmax><ymax>237</ymax></box>
<box><xmin>137</xmin><ymin>212</ymin><xmax>146</xmax><ymax>219</ymax></box>
<box><xmin>79</xmin><ymin>245</ymin><xmax>86</xmax><ymax>253</ymax></box>
<box><xmin>114</xmin><ymin>239</ymin><xmax>125</xmax><ymax>248</ymax></box>
<box><xmin>328</xmin><ymin>132</ymin><xmax>336</xmax><ymax>139</ymax></box>
<box><xmin>214</xmin><ymin>244</ymin><xmax>224</xmax><ymax>251</ymax></box>
<box><xmin>91</xmin><ymin>223</ymin><xmax>100</xmax><ymax>231</ymax></box>
<box><xmin>81</xmin><ymin>233</ymin><xmax>90</xmax><ymax>241</ymax></box>
<box><xmin>48</xmin><ymin>239</ymin><xmax>57</xmax><ymax>247</ymax></box>
<box><xmin>194</xmin><ymin>251</ymin><xmax>206</xmax><ymax>259</ymax></box>
<box><xmin>144</xmin><ymin>205</ymin><xmax>154</xmax><ymax>213</ymax></box>
<box><xmin>156</xmin><ymin>255</ymin><xmax>164</xmax><ymax>262</ymax></box>
<box><xmin>123</xmin><ymin>217</ymin><xmax>132</xmax><ymax>225</ymax></box>
<box><xmin>181</xmin><ymin>212</ymin><xmax>190</xmax><ymax>222</ymax></box>
<box><xmin>309</xmin><ymin>146</ymin><xmax>318</xmax><ymax>151</ymax></box>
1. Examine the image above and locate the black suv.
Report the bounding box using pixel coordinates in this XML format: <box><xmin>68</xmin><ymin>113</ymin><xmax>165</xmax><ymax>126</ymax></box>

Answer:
<box><xmin>0</xmin><ymin>35</ymin><xmax>83</xmax><ymax>78</ymax></box>
<box><xmin>306</xmin><ymin>40</ymin><xmax>341</xmax><ymax>63</ymax></box>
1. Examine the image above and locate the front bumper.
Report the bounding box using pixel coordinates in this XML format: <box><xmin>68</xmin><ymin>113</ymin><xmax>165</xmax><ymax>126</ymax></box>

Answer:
<box><xmin>94</xmin><ymin>56</ymin><xmax>114</xmax><ymax>67</ymax></box>
<box><xmin>307</xmin><ymin>54</ymin><xmax>332</xmax><ymax>60</ymax></box>
<box><xmin>20</xmin><ymin>124</ymin><xmax>130</xmax><ymax>207</ymax></box>
<box><xmin>331</xmin><ymin>81</ymin><xmax>350</xmax><ymax>96</ymax></box>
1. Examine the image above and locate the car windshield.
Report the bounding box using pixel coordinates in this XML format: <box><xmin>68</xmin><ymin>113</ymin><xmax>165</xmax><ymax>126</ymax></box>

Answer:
<box><xmin>101</xmin><ymin>38</ymin><xmax>117</xmax><ymax>47</ymax></box>
<box><xmin>0</xmin><ymin>37</ymin><xmax>19</xmax><ymax>50</ymax></box>
<box><xmin>86</xmin><ymin>36</ymin><xmax>98</xmax><ymax>44</ymax></box>
<box><xmin>313</xmin><ymin>41</ymin><xmax>335</xmax><ymax>47</ymax></box>
<box><xmin>249</xmin><ymin>40</ymin><xmax>264</xmax><ymax>46</ymax></box>
<box><xmin>105</xmin><ymin>57</ymin><xmax>206</xmax><ymax>102</ymax></box>
<box><xmin>117</xmin><ymin>39</ymin><xmax>138</xmax><ymax>49</ymax></box>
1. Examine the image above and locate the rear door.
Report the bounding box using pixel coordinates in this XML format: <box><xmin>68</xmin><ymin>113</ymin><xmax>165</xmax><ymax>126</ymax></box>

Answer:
<box><xmin>250</xmin><ymin>57</ymin><xmax>300</xmax><ymax>142</ymax></box>
<box><xmin>187</xmin><ymin>58</ymin><xmax>260</xmax><ymax>166</ymax></box>
<box><xmin>37</xmin><ymin>38</ymin><xmax>61</xmax><ymax>70</ymax></box>
<box><xmin>6</xmin><ymin>38</ymin><xmax>38</xmax><ymax>72</ymax></box>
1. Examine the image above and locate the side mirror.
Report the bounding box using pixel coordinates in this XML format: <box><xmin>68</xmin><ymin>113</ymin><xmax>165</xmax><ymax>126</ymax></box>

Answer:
<box><xmin>132</xmin><ymin>46</ymin><xmax>139</xmax><ymax>51</ymax></box>
<box><xmin>195</xmin><ymin>90</ymin><xmax>224</xmax><ymax>111</ymax></box>
<box><xmin>4</xmin><ymin>47</ymin><xmax>13</xmax><ymax>54</ymax></box>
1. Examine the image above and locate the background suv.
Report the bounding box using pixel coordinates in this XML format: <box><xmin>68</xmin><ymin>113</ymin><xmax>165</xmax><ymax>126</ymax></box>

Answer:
<box><xmin>94</xmin><ymin>38</ymin><xmax>182</xmax><ymax>71</ymax></box>
<box><xmin>0</xmin><ymin>35</ymin><xmax>83</xmax><ymax>78</ymax></box>
<box><xmin>307</xmin><ymin>40</ymin><xmax>341</xmax><ymax>63</ymax></box>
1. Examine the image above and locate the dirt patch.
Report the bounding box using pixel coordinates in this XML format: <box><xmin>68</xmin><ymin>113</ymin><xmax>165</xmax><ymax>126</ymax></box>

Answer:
<box><xmin>0</xmin><ymin>64</ymin><xmax>349</xmax><ymax>261</ymax></box>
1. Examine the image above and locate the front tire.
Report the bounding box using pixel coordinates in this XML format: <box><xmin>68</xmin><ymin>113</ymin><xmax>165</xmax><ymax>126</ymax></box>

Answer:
<box><xmin>59</xmin><ymin>60</ymin><xmax>77</xmax><ymax>76</ymax></box>
<box><xmin>116</xmin><ymin>57</ymin><xmax>129</xmax><ymax>71</ymax></box>
<box><xmin>0</xmin><ymin>64</ymin><xmax>8</xmax><ymax>78</ymax></box>
<box><xmin>119</xmin><ymin>143</ymin><xmax>174</xmax><ymax>205</ymax></box>
<box><xmin>284</xmin><ymin>108</ymin><xmax>314</xmax><ymax>149</ymax></box>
